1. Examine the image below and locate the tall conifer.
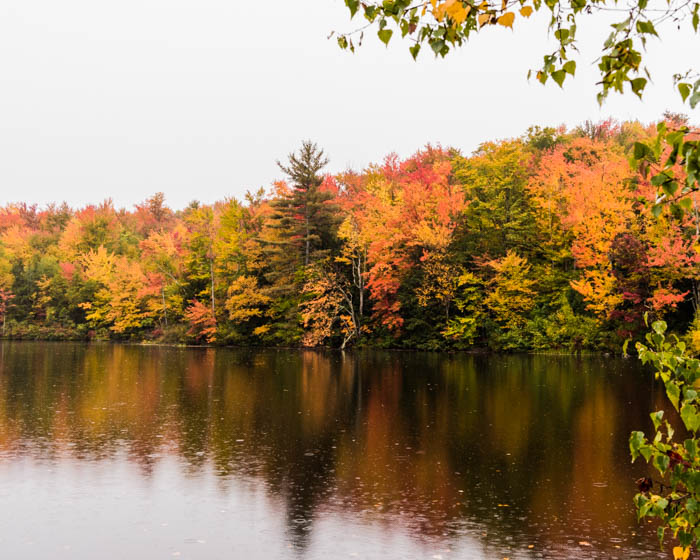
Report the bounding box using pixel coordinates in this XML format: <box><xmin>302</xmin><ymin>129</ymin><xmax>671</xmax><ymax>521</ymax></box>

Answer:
<box><xmin>271</xmin><ymin>141</ymin><xmax>338</xmax><ymax>267</ymax></box>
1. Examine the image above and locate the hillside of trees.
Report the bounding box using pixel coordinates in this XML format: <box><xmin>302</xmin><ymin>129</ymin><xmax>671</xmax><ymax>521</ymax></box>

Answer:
<box><xmin>1</xmin><ymin>118</ymin><xmax>698</xmax><ymax>351</ymax></box>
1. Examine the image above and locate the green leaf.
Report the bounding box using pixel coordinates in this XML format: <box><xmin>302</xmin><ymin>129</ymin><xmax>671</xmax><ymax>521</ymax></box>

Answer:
<box><xmin>630</xmin><ymin>430</ymin><xmax>645</xmax><ymax>459</ymax></box>
<box><xmin>633</xmin><ymin>142</ymin><xmax>649</xmax><ymax>160</ymax></box>
<box><xmin>636</xmin><ymin>20</ymin><xmax>658</xmax><ymax>36</ymax></box>
<box><xmin>651</xmin><ymin>410</ymin><xmax>664</xmax><ymax>430</ymax></box>
<box><xmin>690</xmin><ymin>90</ymin><xmax>700</xmax><ymax>110</ymax></box>
<box><xmin>680</xmin><ymin>530</ymin><xmax>693</xmax><ymax>548</ymax></box>
<box><xmin>679</xmin><ymin>83</ymin><xmax>692</xmax><ymax>102</ymax></box>
<box><xmin>551</xmin><ymin>70</ymin><xmax>566</xmax><ymax>88</ymax></box>
<box><xmin>563</xmin><ymin>60</ymin><xmax>576</xmax><ymax>75</ymax></box>
<box><xmin>378</xmin><ymin>28</ymin><xmax>393</xmax><ymax>45</ymax></box>
<box><xmin>630</xmin><ymin>77</ymin><xmax>647</xmax><ymax>98</ymax></box>
<box><xmin>409</xmin><ymin>43</ymin><xmax>421</xmax><ymax>60</ymax></box>
<box><xmin>651</xmin><ymin>173</ymin><xmax>670</xmax><ymax>187</ymax></box>
<box><xmin>655</xmin><ymin>453</ymin><xmax>670</xmax><ymax>473</ymax></box>
<box><xmin>681</xmin><ymin>403</ymin><xmax>700</xmax><ymax>433</ymax></box>
<box><xmin>683</xmin><ymin>439</ymin><xmax>698</xmax><ymax>459</ymax></box>
<box><xmin>554</xmin><ymin>28</ymin><xmax>569</xmax><ymax>41</ymax></box>
<box><xmin>635</xmin><ymin>494</ymin><xmax>650</xmax><ymax>520</ymax></box>
<box><xmin>667</xmin><ymin>130</ymin><xmax>685</xmax><ymax>145</ymax></box>
<box><xmin>680</xmin><ymin>197</ymin><xmax>694</xmax><ymax>211</ymax></box>
<box><xmin>345</xmin><ymin>0</ymin><xmax>360</xmax><ymax>17</ymax></box>
<box><xmin>666</xmin><ymin>382</ymin><xmax>680</xmax><ymax>410</ymax></box>
<box><xmin>430</xmin><ymin>38</ymin><xmax>445</xmax><ymax>56</ymax></box>
<box><xmin>663</xmin><ymin>181</ymin><xmax>679</xmax><ymax>197</ymax></box>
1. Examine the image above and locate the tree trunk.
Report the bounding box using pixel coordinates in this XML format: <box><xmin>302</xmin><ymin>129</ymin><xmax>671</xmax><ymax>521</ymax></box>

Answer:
<box><xmin>162</xmin><ymin>286</ymin><xmax>168</xmax><ymax>327</ymax></box>
<box><xmin>305</xmin><ymin>208</ymin><xmax>310</xmax><ymax>267</ymax></box>
<box><xmin>210</xmin><ymin>258</ymin><xmax>216</xmax><ymax>317</ymax></box>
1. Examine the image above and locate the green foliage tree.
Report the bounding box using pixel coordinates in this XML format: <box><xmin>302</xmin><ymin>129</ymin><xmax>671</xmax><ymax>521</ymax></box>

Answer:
<box><xmin>453</xmin><ymin>140</ymin><xmax>538</xmax><ymax>258</ymax></box>
<box><xmin>443</xmin><ymin>271</ymin><xmax>484</xmax><ymax>347</ymax></box>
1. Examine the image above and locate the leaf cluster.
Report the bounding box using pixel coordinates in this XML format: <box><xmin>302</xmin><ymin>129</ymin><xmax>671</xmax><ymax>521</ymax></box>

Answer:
<box><xmin>631</xmin><ymin>319</ymin><xmax>700</xmax><ymax>551</ymax></box>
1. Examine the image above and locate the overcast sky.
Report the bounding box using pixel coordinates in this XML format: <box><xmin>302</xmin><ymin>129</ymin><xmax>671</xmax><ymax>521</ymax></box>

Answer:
<box><xmin>0</xmin><ymin>0</ymin><xmax>697</xmax><ymax>210</ymax></box>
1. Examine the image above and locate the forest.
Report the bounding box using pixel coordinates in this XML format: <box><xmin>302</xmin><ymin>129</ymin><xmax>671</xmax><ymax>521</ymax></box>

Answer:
<box><xmin>1</xmin><ymin>116</ymin><xmax>698</xmax><ymax>351</ymax></box>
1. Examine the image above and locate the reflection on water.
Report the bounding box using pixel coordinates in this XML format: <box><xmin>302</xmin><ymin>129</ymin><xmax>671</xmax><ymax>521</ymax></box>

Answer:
<box><xmin>0</xmin><ymin>343</ymin><xmax>667</xmax><ymax>559</ymax></box>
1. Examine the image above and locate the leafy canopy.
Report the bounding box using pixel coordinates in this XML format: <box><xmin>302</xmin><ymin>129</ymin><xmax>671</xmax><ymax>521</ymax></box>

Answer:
<box><xmin>336</xmin><ymin>0</ymin><xmax>699</xmax><ymax>104</ymax></box>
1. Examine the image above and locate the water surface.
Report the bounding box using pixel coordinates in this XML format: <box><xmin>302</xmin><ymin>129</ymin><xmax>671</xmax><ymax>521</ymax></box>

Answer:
<box><xmin>0</xmin><ymin>343</ymin><xmax>668</xmax><ymax>559</ymax></box>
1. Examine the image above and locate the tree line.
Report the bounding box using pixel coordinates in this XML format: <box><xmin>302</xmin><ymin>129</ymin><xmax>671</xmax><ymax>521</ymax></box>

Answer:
<box><xmin>1</xmin><ymin>117</ymin><xmax>698</xmax><ymax>351</ymax></box>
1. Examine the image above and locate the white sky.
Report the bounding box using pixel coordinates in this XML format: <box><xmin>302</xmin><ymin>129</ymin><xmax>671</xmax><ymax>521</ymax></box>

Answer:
<box><xmin>0</xmin><ymin>0</ymin><xmax>698</xmax><ymax>210</ymax></box>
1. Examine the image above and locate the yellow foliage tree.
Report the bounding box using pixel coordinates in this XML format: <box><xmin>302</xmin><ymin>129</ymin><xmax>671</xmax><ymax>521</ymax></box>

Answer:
<box><xmin>79</xmin><ymin>246</ymin><xmax>158</xmax><ymax>335</ymax></box>
<box><xmin>225</xmin><ymin>275</ymin><xmax>271</xmax><ymax>324</ymax></box>
<box><xmin>484</xmin><ymin>251</ymin><xmax>536</xmax><ymax>330</ymax></box>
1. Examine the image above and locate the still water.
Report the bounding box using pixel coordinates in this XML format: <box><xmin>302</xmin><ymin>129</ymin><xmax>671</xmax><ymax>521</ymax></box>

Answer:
<box><xmin>0</xmin><ymin>342</ymin><xmax>669</xmax><ymax>559</ymax></box>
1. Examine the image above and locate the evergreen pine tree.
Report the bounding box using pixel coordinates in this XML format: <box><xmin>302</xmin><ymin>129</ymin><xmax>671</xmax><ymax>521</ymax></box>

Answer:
<box><xmin>271</xmin><ymin>141</ymin><xmax>338</xmax><ymax>268</ymax></box>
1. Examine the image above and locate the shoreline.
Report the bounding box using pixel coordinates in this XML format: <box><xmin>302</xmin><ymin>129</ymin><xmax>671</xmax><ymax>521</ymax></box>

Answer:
<box><xmin>0</xmin><ymin>337</ymin><xmax>618</xmax><ymax>356</ymax></box>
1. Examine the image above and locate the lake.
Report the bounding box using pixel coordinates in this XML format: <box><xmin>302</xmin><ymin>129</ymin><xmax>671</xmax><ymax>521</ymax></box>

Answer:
<box><xmin>0</xmin><ymin>342</ymin><xmax>668</xmax><ymax>559</ymax></box>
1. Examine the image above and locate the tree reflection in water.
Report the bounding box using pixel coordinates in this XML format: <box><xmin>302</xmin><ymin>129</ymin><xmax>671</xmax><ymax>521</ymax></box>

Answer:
<box><xmin>0</xmin><ymin>342</ymin><xmax>670</xmax><ymax>559</ymax></box>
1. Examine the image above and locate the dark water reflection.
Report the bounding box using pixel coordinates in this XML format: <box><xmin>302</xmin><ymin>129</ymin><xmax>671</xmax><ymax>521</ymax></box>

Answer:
<box><xmin>0</xmin><ymin>343</ymin><xmax>669</xmax><ymax>559</ymax></box>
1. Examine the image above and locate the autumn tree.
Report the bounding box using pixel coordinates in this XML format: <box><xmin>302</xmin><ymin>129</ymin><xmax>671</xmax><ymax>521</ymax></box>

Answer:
<box><xmin>484</xmin><ymin>251</ymin><xmax>537</xmax><ymax>348</ymax></box>
<box><xmin>224</xmin><ymin>275</ymin><xmax>271</xmax><ymax>340</ymax></box>
<box><xmin>415</xmin><ymin>251</ymin><xmax>461</xmax><ymax>323</ymax></box>
<box><xmin>183</xmin><ymin>204</ymin><xmax>218</xmax><ymax>318</ymax></box>
<box><xmin>299</xmin><ymin>263</ymin><xmax>360</xmax><ymax>349</ymax></box>
<box><xmin>335</xmin><ymin>214</ymin><xmax>369</xmax><ymax>332</ymax></box>
<box><xmin>442</xmin><ymin>271</ymin><xmax>484</xmax><ymax>347</ymax></box>
<box><xmin>58</xmin><ymin>201</ymin><xmax>125</xmax><ymax>260</ymax></box>
<box><xmin>0</xmin><ymin>242</ymin><xmax>14</xmax><ymax>336</ymax></box>
<box><xmin>131</xmin><ymin>192</ymin><xmax>173</xmax><ymax>236</ymax></box>
<box><xmin>353</xmin><ymin>147</ymin><xmax>465</xmax><ymax>337</ymax></box>
<box><xmin>184</xmin><ymin>299</ymin><xmax>217</xmax><ymax>344</ymax></box>
<box><xmin>529</xmin><ymin>137</ymin><xmax>638</xmax><ymax>325</ymax></box>
<box><xmin>140</xmin><ymin>225</ymin><xmax>189</xmax><ymax>328</ymax></box>
<box><xmin>79</xmin><ymin>246</ymin><xmax>159</xmax><ymax>336</ymax></box>
<box><xmin>213</xmin><ymin>198</ymin><xmax>248</xmax><ymax>285</ymax></box>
